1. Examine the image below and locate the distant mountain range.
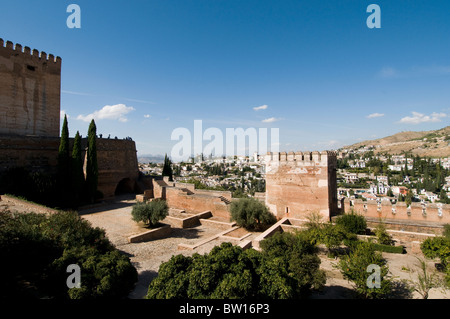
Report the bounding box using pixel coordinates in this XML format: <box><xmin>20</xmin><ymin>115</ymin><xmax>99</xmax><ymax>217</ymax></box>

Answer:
<box><xmin>341</xmin><ymin>126</ymin><xmax>450</xmax><ymax>158</ymax></box>
<box><xmin>137</xmin><ymin>154</ymin><xmax>165</xmax><ymax>164</ymax></box>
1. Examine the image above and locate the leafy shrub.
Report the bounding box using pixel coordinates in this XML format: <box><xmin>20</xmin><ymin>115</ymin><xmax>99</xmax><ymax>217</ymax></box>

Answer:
<box><xmin>443</xmin><ymin>224</ymin><xmax>450</xmax><ymax>240</ymax></box>
<box><xmin>51</xmin><ymin>246</ymin><xmax>138</xmax><ymax>299</ymax></box>
<box><xmin>338</xmin><ymin>241</ymin><xmax>393</xmax><ymax>299</ymax></box>
<box><xmin>0</xmin><ymin>211</ymin><xmax>137</xmax><ymax>299</ymax></box>
<box><xmin>147</xmin><ymin>234</ymin><xmax>326</xmax><ymax>299</ymax></box>
<box><xmin>147</xmin><ymin>243</ymin><xmax>263</xmax><ymax>299</ymax></box>
<box><xmin>131</xmin><ymin>199</ymin><xmax>169</xmax><ymax>227</ymax></box>
<box><xmin>371</xmin><ymin>243</ymin><xmax>404</xmax><ymax>254</ymax></box>
<box><xmin>420</xmin><ymin>236</ymin><xmax>450</xmax><ymax>266</ymax></box>
<box><xmin>335</xmin><ymin>211</ymin><xmax>367</xmax><ymax>235</ymax></box>
<box><xmin>230</xmin><ymin>197</ymin><xmax>276</xmax><ymax>231</ymax></box>
<box><xmin>304</xmin><ymin>211</ymin><xmax>325</xmax><ymax>229</ymax></box>
<box><xmin>421</xmin><ymin>236</ymin><xmax>450</xmax><ymax>287</ymax></box>
<box><xmin>259</xmin><ymin>232</ymin><xmax>326</xmax><ymax>298</ymax></box>
<box><xmin>374</xmin><ymin>223</ymin><xmax>394</xmax><ymax>246</ymax></box>
<box><xmin>302</xmin><ymin>219</ymin><xmax>358</xmax><ymax>256</ymax></box>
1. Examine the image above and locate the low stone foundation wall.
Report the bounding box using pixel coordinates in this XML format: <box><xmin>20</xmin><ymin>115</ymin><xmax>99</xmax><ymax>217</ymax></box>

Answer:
<box><xmin>365</xmin><ymin>218</ymin><xmax>444</xmax><ymax>236</ymax></box>
<box><xmin>252</xmin><ymin>218</ymin><xmax>288</xmax><ymax>250</ymax></box>
<box><xmin>128</xmin><ymin>224</ymin><xmax>171</xmax><ymax>243</ymax></box>
<box><xmin>199</xmin><ymin>218</ymin><xmax>236</xmax><ymax>230</ymax></box>
<box><xmin>165</xmin><ymin>211</ymin><xmax>213</xmax><ymax>229</ymax></box>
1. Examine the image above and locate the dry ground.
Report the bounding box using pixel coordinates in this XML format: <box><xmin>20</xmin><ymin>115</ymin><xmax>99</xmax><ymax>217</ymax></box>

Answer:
<box><xmin>2</xmin><ymin>195</ymin><xmax>449</xmax><ymax>299</ymax></box>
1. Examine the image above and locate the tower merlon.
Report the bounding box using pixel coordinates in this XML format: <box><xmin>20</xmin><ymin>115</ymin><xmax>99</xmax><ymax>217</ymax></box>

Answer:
<box><xmin>265</xmin><ymin>151</ymin><xmax>336</xmax><ymax>165</ymax></box>
<box><xmin>0</xmin><ymin>38</ymin><xmax>61</xmax><ymax>64</ymax></box>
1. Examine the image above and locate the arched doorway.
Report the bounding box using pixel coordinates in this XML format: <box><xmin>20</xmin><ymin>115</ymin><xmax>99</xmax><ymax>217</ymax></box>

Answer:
<box><xmin>115</xmin><ymin>178</ymin><xmax>135</xmax><ymax>196</ymax></box>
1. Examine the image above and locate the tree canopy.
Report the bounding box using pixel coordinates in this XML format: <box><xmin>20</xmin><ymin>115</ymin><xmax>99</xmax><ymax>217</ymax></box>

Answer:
<box><xmin>146</xmin><ymin>233</ymin><xmax>326</xmax><ymax>299</ymax></box>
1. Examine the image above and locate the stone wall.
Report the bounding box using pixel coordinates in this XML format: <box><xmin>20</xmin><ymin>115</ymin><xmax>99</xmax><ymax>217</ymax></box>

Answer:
<box><xmin>144</xmin><ymin>177</ymin><xmax>231</xmax><ymax>219</ymax></box>
<box><xmin>0</xmin><ymin>135</ymin><xmax>139</xmax><ymax>199</ymax></box>
<box><xmin>0</xmin><ymin>39</ymin><xmax>61</xmax><ymax>138</ymax></box>
<box><xmin>0</xmin><ymin>135</ymin><xmax>60</xmax><ymax>174</ymax></box>
<box><xmin>92</xmin><ymin>138</ymin><xmax>140</xmax><ymax>198</ymax></box>
<box><xmin>265</xmin><ymin>151</ymin><xmax>338</xmax><ymax>220</ymax></box>
<box><xmin>343</xmin><ymin>198</ymin><xmax>450</xmax><ymax>225</ymax></box>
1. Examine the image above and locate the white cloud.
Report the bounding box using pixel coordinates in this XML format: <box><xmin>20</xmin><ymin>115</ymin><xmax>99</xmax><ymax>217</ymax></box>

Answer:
<box><xmin>366</xmin><ymin>113</ymin><xmax>385</xmax><ymax>119</ymax></box>
<box><xmin>253</xmin><ymin>104</ymin><xmax>268</xmax><ymax>111</ymax></box>
<box><xmin>77</xmin><ymin>104</ymin><xmax>135</xmax><ymax>123</ymax></box>
<box><xmin>378</xmin><ymin>67</ymin><xmax>399</xmax><ymax>78</ymax></box>
<box><xmin>398</xmin><ymin>111</ymin><xmax>447</xmax><ymax>124</ymax></box>
<box><xmin>262</xmin><ymin>117</ymin><xmax>280</xmax><ymax>123</ymax></box>
<box><xmin>144</xmin><ymin>114</ymin><xmax>151</xmax><ymax>118</ymax></box>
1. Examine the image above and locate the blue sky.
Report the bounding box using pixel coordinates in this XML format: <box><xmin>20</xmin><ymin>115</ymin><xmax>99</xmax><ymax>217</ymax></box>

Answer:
<box><xmin>1</xmin><ymin>0</ymin><xmax>449</xmax><ymax>158</ymax></box>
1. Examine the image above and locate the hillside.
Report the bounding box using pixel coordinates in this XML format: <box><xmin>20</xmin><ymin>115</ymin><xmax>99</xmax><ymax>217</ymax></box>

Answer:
<box><xmin>341</xmin><ymin>126</ymin><xmax>450</xmax><ymax>157</ymax></box>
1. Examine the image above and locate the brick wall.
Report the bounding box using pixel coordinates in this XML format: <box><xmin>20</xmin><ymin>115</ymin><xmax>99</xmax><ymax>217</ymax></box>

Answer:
<box><xmin>265</xmin><ymin>151</ymin><xmax>338</xmax><ymax>220</ymax></box>
<box><xmin>147</xmin><ymin>177</ymin><xmax>231</xmax><ymax>218</ymax></box>
<box><xmin>0</xmin><ymin>39</ymin><xmax>61</xmax><ymax>138</ymax></box>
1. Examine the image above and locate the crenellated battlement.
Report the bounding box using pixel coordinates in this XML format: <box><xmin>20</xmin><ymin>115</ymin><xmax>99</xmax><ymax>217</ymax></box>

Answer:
<box><xmin>0</xmin><ymin>38</ymin><xmax>62</xmax><ymax>65</ymax></box>
<box><xmin>265</xmin><ymin>150</ymin><xmax>337</xmax><ymax>166</ymax></box>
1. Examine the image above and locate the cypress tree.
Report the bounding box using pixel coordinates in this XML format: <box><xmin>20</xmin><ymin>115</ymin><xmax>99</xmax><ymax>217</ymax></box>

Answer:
<box><xmin>86</xmin><ymin>120</ymin><xmax>98</xmax><ymax>203</ymax></box>
<box><xmin>71</xmin><ymin>131</ymin><xmax>85</xmax><ymax>204</ymax></box>
<box><xmin>57</xmin><ymin>115</ymin><xmax>70</xmax><ymax>200</ymax></box>
<box><xmin>162</xmin><ymin>154</ymin><xmax>173</xmax><ymax>181</ymax></box>
<box><xmin>404</xmin><ymin>154</ymin><xmax>409</xmax><ymax>176</ymax></box>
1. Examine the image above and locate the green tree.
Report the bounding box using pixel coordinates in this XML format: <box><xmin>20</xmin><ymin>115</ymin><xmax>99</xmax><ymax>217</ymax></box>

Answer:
<box><xmin>319</xmin><ymin>223</ymin><xmax>349</xmax><ymax>257</ymax></box>
<box><xmin>85</xmin><ymin>120</ymin><xmax>98</xmax><ymax>203</ymax></box>
<box><xmin>131</xmin><ymin>200</ymin><xmax>169</xmax><ymax>227</ymax></box>
<box><xmin>230</xmin><ymin>197</ymin><xmax>276</xmax><ymax>231</ymax></box>
<box><xmin>334</xmin><ymin>211</ymin><xmax>367</xmax><ymax>235</ymax></box>
<box><xmin>162</xmin><ymin>154</ymin><xmax>173</xmax><ymax>181</ymax></box>
<box><xmin>338</xmin><ymin>241</ymin><xmax>392</xmax><ymax>299</ymax></box>
<box><xmin>405</xmin><ymin>190</ymin><xmax>414</xmax><ymax>206</ymax></box>
<box><xmin>71</xmin><ymin>131</ymin><xmax>85</xmax><ymax>205</ymax></box>
<box><xmin>57</xmin><ymin>115</ymin><xmax>71</xmax><ymax>198</ymax></box>
<box><xmin>147</xmin><ymin>237</ymin><xmax>326</xmax><ymax>299</ymax></box>
<box><xmin>259</xmin><ymin>231</ymin><xmax>326</xmax><ymax>298</ymax></box>
<box><xmin>421</xmin><ymin>232</ymin><xmax>450</xmax><ymax>287</ymax></box>
<box><xmin>404</xmin><ymin>154</ymin><xmax>409</xmax><ymax>176</ymax></box>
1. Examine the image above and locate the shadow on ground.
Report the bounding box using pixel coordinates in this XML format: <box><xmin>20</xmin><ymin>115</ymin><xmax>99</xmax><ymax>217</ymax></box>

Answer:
<box><xmin>310</xmin><ymin>280</ymin><xmax>414</xmax><ymax>299</ymax></box>
<box><xmin>169</xmin><ymin>227</ymin><xmax>204</xmax><ymax>240</ymax></box>
<box><xmin>77</xmin><ymin>195</ymin><xmax>136</xmax><ymax>216</ymax></box>
<box><xmin>310</xmin><ymin>285</ymin><xmax>356</xmax><ymax>299</ymax></box>
<box><xmin>128</xmin><ymin>269</ymin><xmax>158</xmax><ymax>299</ymax></box>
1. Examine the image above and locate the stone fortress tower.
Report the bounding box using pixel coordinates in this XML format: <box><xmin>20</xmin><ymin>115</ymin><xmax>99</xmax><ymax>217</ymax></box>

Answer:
<box><xmin>265</xmin><ymin>151</ymin><xmax>338</xmax><ymax>221</ymax></box>
<box><xmin>0</xmin><ymin>39</ymin><xmax>62</xmax><ymax>137</ymax></box>
<box><xmin>0</xmin><ymin>38</ymin><xmax>139</xmax><ymax>198</ymax></box>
